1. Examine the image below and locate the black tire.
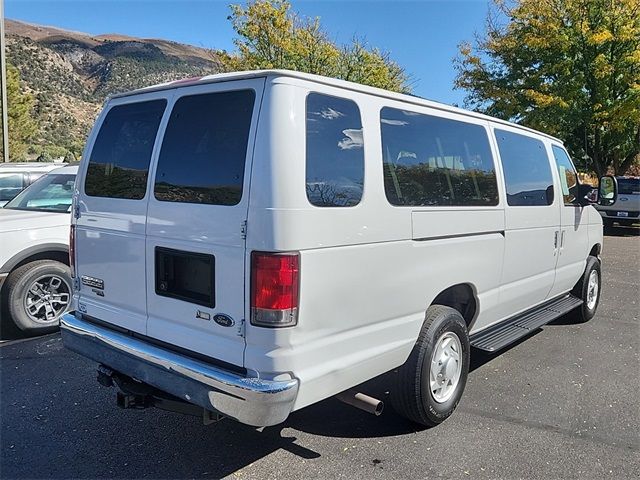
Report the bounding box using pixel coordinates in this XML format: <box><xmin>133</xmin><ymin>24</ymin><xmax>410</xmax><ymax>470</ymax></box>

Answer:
<box><xmin>571</xmin><ymin>256</ymin><xmax>601</xmax><ymax>323</ymax></box>
<box><xmin>391</xmin><ymin>305</ymin><xmax>470</xmax><ymax>427</ymax></box>
<box><xmin>3</xmin><ymin>260</ymin><xmax>72</xmax><ymax>334</ymax></box>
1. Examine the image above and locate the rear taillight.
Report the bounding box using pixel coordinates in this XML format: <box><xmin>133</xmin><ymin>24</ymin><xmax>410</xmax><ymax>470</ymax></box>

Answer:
<box><xmin>250</xmin><ymin>252</ymin><xmax>299</xmax><ymax>327</ymax></box>
<box><xmin>69</xmin><ymin>225</ymin><xmax>76</xmax><ymax>278</ymax></box>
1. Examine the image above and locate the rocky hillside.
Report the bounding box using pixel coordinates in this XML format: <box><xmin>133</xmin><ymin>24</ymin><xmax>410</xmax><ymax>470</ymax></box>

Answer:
<box><xmin>6</xmin><ymin>19</ymin><xmax>226</xmax><ymax>160</ymax></box>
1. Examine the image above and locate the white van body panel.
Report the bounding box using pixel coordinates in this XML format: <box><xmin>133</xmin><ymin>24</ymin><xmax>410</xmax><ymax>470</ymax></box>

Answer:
<box><xmin>70</xmin><ymin>70</ymin><xmax>603</xmax><ymax>417</ymax></box>
<box><xmin>144</xmin><ymin>78</ymin><xmax>265</xmax><ymax>367</ymax></box>
<box><xmin>75</xmin><ymin>90</ymin><xmax>174</xmax><ymax>334</ymax></box>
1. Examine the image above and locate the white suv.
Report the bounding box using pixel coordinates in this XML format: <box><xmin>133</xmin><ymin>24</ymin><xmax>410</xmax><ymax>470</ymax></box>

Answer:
<box><xmin>0</xmin><ymin>165</ymin><xmax>77</xmax><ymax>334</ymax></box>
<box><xmin>61</xmin><ymin>71</ymin><xmax>617</xmax><ymax>428</ymax></box>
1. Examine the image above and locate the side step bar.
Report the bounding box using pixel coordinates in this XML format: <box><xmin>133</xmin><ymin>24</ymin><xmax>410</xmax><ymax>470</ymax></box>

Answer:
<box><xmin>470</xmin><ymin>294</ymin><xmax>583</xmax><ymax>352</ymax></box>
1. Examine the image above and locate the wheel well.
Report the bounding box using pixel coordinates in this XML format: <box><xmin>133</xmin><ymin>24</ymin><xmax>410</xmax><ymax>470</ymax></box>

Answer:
<box><xmin>589</xmin><ymin>243</ymin><xmax>601</xmax><ymax>258</ymax></box>
<box><xmin>431</xmin><ymin>284</ymin><xmax>477</xmax><ymax>328</ymax></box>
<box><xmin>13</xmin><ymin>250</ymin><xmax>69</xmax><ymax>271</ymax></box>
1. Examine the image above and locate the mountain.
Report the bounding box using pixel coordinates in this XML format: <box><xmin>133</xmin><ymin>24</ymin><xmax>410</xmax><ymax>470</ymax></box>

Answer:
<box><xmin>6</xmin><ymin>19</ymin><xmax>226</xmax><ymax>160</ymax></box>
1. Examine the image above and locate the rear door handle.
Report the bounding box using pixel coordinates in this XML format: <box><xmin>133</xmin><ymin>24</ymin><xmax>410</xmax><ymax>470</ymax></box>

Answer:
<box><xmin>554</xmin><ymin>230</ymin><xmax>559</xmax><ymax>249</ymax></box>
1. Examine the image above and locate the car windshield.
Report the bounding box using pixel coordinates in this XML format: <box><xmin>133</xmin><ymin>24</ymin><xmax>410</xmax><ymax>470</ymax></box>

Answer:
<box><xmin>618</xmin><ymin>178</ymin><xmax>640</xmax><ymax>195</ymax></box>
<box><xmin>4</xmin><ymin>173</ymin><xmax>75</xmax><ymax>213</ymax></box>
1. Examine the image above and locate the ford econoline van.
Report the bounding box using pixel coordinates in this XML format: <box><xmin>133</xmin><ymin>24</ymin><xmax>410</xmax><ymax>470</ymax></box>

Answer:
<box><xmin>61</xmin><ymin>70</ymin><xmax>618</xmax><ymax>427</ymax></box>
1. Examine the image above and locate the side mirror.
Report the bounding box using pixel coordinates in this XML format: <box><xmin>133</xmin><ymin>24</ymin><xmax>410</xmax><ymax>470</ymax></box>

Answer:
<box><xmin>598</xmin><ymin>175</ymin><xmax>617</xmax><ymax>207</ymax></box>
<box><xmin>576</xmin><ymin>184</ymin><xmax>598</xmax><ymax>206</ymax></box>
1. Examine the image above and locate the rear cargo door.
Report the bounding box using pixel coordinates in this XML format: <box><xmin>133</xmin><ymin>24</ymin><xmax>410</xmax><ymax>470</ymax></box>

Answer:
<box><xmin>75</xmin><ymin>91</ymin><xmax>171</xmax><ymax>333</ymax></box>
<box><xmin>145</xmin><ymin>79</ymin><xmax>265</xmax><ymax>367</ymax></box>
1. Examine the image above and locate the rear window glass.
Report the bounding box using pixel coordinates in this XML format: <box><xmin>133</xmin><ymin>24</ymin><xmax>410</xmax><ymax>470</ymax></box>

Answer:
<box><xmin>495</xmin><ymin>129</ymin><xmax>554</xmax><ymax>206</ymax></box>
<box><xmin>306</xmin><ymin>93</ymin><xmax>364</xmax><ymax>207</ymax></box>
<box><xmin>85</xmin><ymin>100</ymin><xmax>166</xmax><ymax>200</ymax></box>
<box><xmin>0</xmin><ymin>174</ymin><xmax>24</xmax><ymax>201</ymax></box>
<box><xmin>380</xmin><ymin>107</ymin><xmax>498</xmax><ymax>206</ymax></box>
<box><xmin>618</xmin><ymin>178</ymin><xmax>640</xmax><ymax>195</ymax></box>
<box><xmin>154</xmin><ymin>90</ymin><xmax>255</xmax><ymax>206</ymax></box>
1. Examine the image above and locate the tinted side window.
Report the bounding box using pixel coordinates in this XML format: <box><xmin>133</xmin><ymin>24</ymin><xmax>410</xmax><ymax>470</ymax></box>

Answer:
<box><xmin>306</xmin><ymin>93</ymin><xmax>364</xmax><ymax>207</ymax></box>
<box><xmin>85</xmin><ymin>100</ymin><xmax>166</xmax><ymax>199</ymax></box>
<box><xmin>551</xmin><ymin>145</ymin><xmax>578</xmax><ymax>205</ymax></box>
<box><xmin>495</xmin><ymin>129</ymin><xmax>554</xmax><ymax>206</ymax></box>
<box><xmin>380</xmin><ymin>108</ymin><xmax>498</xmax><ymax>206</ymax></box>
<box><xmin>154</xmin><ymin>90</ymin><xmax>255</xmax><ymax>206</ymax></box>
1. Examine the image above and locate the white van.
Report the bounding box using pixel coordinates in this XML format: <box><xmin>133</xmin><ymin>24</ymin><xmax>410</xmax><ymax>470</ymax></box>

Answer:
<box><xmin>61</xmin><ymin>70</ymin><xmax>618</xmax><ymax>428</ymax></box>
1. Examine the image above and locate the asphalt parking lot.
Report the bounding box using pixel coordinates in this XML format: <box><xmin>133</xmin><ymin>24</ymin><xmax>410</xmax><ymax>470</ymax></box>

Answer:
<box><xmin>1</xmin><ymin>226</ymin><xmax>639</xmax><ymax>479</ymax></box>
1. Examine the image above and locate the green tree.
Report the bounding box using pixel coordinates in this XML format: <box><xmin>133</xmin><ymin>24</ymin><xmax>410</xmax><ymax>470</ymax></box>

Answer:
<box><xmin>226</xmin><ymin>0</ymin><xmax>411</xmax><ymax>93</ymax></box>
<box><xmin>455</xmin><ymin>0</ymin><xmax>640</xmax><ymax>175</ymax></box>
<box><xmin>0</xmin><ymin>64</ymin><xmax>38</xmax><ymax>161</ymax></box>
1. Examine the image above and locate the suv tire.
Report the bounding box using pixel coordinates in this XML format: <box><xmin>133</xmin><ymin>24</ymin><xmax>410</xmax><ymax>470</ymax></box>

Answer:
<box><xmin>391</xmin><ymin>305</ymin><xmax>470</xmax><ymax>427</ymax></box>
<box><xmin>571</xmin><ymin>256</ymin><xmax>601</xmax><ymax>323</ymax></box>
<box><xmin>4</xmin><ymin>260</ymin><xmax>72</xmax><ymax>334</ymax></box>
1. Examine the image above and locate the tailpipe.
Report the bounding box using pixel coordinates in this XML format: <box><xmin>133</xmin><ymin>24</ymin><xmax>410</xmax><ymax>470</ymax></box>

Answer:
<box><xmin>335</xmin><ymin>389</ymin><xmax>384</xmax><ymax>416</ymax></box>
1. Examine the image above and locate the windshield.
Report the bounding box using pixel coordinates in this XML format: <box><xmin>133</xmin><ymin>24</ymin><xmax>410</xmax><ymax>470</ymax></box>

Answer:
<box><xmin>618</xmin><ymin>178</ymin><xmax>640</xmax><ymax>195</ymax></box>
<box><xmin>4</xmin><ymin>173</ymin><xmax>75</xmax><ymax>213</ymax></box>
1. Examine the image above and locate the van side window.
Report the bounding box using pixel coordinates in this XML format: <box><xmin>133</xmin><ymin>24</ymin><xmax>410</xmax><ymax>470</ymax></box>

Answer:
<box><xmin>85</xmin><ymin>100</ymin><xmax>166</xmax><ymax>200</ymax></box>
<box><xmin>495</xmin><ymin>129</ymin><xmax>554</xmax><ymax>206</ymax></box>
<box><xmin>306</xmin><ymin>93</ymin><xmax>364</xmax><ymax>207</ymax></box>
<box><xmin>154</xmin><ymin>90</ymin><xmax>255</xmax><ymax>206</ymax></box>
<box><xmin>380</xmin><ymin>108</ymin><xmax>499</xmax><ymax>206</ymax></box>
<box><xmin>551</xmin><ymin>145</ymin><xmax>579</xmax><ymax>205</ymax></box>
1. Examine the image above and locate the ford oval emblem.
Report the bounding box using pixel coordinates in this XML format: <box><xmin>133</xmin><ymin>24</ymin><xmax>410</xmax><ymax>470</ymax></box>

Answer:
<box><xmin>213</xmin><ymin>314</ymin><xmax>235</xmax><ymax>328</ymax></box>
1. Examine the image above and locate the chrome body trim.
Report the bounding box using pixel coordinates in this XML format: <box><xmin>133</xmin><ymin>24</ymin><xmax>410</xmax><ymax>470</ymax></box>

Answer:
<box><xmin>60</xmin><ymin>313</ymin><xmax>299</xmax><ymax>426</ymax></box>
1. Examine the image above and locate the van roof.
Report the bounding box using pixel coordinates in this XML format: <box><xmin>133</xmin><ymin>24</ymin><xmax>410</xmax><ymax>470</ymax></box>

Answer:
<box><xmin>109</xmin><ymin>69</ymin><xmax>562</xmax><ymax>143</ymax></box>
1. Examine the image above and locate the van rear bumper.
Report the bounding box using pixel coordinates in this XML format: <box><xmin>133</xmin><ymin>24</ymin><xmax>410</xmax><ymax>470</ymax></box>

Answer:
<box><xmin>60</xmin><ymin>313</ymin><xmax>298</xmax><ymax>426</ymax></box>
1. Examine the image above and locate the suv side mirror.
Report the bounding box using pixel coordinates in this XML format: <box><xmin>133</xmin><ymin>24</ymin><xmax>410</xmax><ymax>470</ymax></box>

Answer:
<box><xmin>598</xmin><ymin>175</ymin><xmax>617</xmax><ymax>207</ymax></box>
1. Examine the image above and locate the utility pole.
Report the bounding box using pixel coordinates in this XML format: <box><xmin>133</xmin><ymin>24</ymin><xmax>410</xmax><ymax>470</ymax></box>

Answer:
<box><xmin>0</xmin><ymin>0</ymin><xmax>9</xmax><ymax>162</ymax></box>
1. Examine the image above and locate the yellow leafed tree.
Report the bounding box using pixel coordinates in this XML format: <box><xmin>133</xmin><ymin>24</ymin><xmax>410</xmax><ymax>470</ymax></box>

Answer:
<box><xmin>455</xmin><ymin>0</ymin><xmax>640</xmax><ymax>175</ymax></box>
<box><xmin>225</xmin><ymin>0</ymin><xmax>411</xmax><ymax>94</ymax></box>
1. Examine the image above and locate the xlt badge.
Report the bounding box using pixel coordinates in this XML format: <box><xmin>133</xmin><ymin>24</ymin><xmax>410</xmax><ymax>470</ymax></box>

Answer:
<box><xmin>81</xmin><ymin>275</ymin><xmax>104</xmax><ymax>290</ymax></box>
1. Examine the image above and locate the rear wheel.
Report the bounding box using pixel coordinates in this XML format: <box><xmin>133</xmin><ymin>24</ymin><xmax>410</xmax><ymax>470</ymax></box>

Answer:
<box><xmin>571</xmin><ymin>256</ymin><xmax>601</xmax><ymax>323</ymax></box>
<box><xmin>391</xmin><ymin>305</ymin><xmax>470</xmax><ymax>427</ymax></box>
<box><xmin>4</xmin><ymin>260</ymin><xmax>72</xmax><ymax>334</ymax></box>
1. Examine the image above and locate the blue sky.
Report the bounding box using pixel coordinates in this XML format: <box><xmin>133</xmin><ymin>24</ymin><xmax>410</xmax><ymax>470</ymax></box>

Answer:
<box><xmin>5</xmin><ymin>0</ymin><xmax>493</xmax><ymax>106</ymax></box>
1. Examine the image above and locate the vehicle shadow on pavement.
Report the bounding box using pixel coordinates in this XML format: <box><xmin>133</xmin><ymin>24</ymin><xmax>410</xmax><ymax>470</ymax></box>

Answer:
<box><xmin>0</xmin><ymin>311</ymin><xmax>29</xmax><ymax>341</ymax></box>
<box><xmin>604</xmin><ymin>224</ymin><xmax>640</xmax><ymax>237</ymax></box>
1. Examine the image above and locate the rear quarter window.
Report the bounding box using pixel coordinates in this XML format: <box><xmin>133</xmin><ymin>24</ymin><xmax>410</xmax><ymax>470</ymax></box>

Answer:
<box><xmin>306</xmin><ymin>93</ymin><xmax>364</xmax><ymax>207</ymax></box>
<box><xmin>154</xmin><ymin>89</ymin><xmax>255</xmax><ymax>206</ymax></box>
<box><xmin>85</xmin><ymin>100</ymin><xmax>166</xmax><ymax>200</ymax></box>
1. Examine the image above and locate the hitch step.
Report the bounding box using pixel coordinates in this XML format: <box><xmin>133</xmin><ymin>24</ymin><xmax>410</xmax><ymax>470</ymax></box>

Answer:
<box><xmin>470</xmin><ymin>294</ymin><xmax>583</xmax><ymax>352</ymax></box>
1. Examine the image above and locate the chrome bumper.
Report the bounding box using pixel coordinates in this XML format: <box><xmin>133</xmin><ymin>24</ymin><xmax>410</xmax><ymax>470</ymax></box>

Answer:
<box><xmin>60</xmin><ymin>313</ymin><xmax>298</xmax><ymax>426</ymax></box>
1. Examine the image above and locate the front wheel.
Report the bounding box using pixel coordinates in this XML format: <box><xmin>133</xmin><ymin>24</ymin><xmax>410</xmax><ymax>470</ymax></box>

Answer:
<box><xmin>391</xmin><ymin>305</ymin><xmax>470</xmax><ymax>427</ymax></box>
<box><xmin>4</xmin><ymin>260</ymin><xmax>72</xmax><ymax>334</ymax></box>
<box><xmin>571</xmin><ymin>256</ymin><xmax>601</xmax><ymax>323</ymax></box>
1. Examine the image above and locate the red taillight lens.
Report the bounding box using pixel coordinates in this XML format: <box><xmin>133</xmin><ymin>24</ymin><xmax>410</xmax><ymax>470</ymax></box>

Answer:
<box><xmin>69</xmin><ymin>225</ymin><xmax>76</xmax><ymax>278</ymax></box>
<box><xmin>250</xmin><ymin>252</ymin><xmax>299</xmax><ymax>327</ymax></box>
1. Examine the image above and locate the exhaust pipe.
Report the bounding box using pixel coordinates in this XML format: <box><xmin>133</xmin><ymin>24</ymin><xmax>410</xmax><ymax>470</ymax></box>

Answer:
<box><xmin>336</xmin><ymin>389</ymin><xmax>384</xmax><ymax>416</ymax></box>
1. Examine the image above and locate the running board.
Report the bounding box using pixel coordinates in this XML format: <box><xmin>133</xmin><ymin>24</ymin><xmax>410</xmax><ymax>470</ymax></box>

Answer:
<box><xmin>470</xmin><ymin>294</ymin><xmax>583</xmax><ymax>352</ymax></box>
